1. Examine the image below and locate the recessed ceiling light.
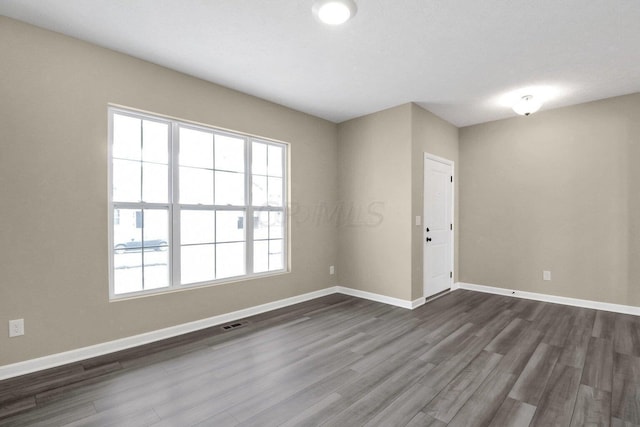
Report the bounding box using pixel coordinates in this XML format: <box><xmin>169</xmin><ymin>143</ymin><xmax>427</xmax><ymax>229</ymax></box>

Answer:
<box><xmin>512</xmin><ymin>95</ymin><xmax>542</xmax><ymax>116</ymax></box>
<box><xmin>313</xmin><ymin>0</ymin><xmax>357</xmax><ymax>26</ymax></box>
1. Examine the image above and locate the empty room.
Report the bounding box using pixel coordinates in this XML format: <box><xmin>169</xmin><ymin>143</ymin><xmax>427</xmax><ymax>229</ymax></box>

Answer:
<box><xmin>1</xmin><ymin>1</ymin><xmax>639</xmax><ymax>426</ymax></box>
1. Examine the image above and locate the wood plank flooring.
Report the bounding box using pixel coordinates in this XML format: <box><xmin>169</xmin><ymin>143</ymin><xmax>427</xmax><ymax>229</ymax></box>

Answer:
<box><xmin>2</xmin><ymin>290</ymin><xmax>640</xmax><ymax>426</ymax></box>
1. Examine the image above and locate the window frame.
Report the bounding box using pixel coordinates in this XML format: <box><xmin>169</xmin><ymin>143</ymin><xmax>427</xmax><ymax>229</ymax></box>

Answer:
<box><xmin>108</xmin><ymin>106</ymin><xmax>289</xmax><ymax>300</ymax></box>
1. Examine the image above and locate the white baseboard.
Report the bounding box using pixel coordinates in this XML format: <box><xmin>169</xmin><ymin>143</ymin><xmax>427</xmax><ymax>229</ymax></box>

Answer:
<box><xmin>336</xmin><ymin>286</ymin><xmax>421</xmax><ymax>310</ymax></box>
<box><xmin>0</xmin><ymin>287</ymin><xmax>337</xmax><ymax>381</ymax></box>
<box><xmin>411</xmin><ymin>297</ymin><xmax>427</xmax><ymax>309</ymax></box>
<box><xmin>0</xmin><ymin>285</ymin><xmax>424</xmax><ymax>381</ymax></box>
<box><xmin>11</xmin><ymin>281</ymin><xmax>637</xmax><ymax>382</ymax></box>
<box><xmin>456</xmin><ymin>282</ymin><xmax>640</xmax><ymax>316</ymax></box>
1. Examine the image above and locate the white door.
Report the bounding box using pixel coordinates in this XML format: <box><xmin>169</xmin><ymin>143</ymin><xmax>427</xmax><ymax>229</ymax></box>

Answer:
<box><xmin>424</xmin><ymin>154</ymin><xmax>453</xmax><ymax>298</ymax></box>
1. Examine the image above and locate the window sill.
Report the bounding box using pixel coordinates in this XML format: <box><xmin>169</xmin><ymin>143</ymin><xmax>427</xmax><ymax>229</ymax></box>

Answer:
<box><xmin>109</xmin><ymin>269</ymin><xmax>290</xmax><ymax>302</ymax></box>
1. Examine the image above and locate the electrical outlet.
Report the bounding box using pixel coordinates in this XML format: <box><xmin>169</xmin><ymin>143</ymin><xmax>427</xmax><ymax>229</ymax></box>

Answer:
<box><xmin>543</xmin><ymin>270</ymin><xmax>551</xmax><ymax>281</ymax></box>
<box><xmin>329</xmin><ymin>265</ymin><xmax>335</xmax><ymax>275</ymax></box>
<box><xmin>9</xmin><ymin>319</ymin><xmax>24</xmax><ymax>337</ymax></box>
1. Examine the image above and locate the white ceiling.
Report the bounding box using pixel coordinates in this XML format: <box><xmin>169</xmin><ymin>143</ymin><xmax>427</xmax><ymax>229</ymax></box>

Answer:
<box><xmin>1</xmin><ymin>0</ymin><xmax>639</xmax><ymax>127</ymax></box>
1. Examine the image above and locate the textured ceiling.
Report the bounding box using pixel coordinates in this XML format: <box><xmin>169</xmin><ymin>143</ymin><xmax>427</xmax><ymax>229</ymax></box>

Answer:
<box><xmin>1</xmin><ymin>0</ymin><xmax>639</xmax><ymax>126</ymax></box>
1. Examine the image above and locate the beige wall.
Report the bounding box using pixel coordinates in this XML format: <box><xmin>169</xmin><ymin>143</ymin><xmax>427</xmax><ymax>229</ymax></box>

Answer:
<box><xmin>459</xmin><ymin>93</ymin><xmax>640</xmax><ymax>305</ymax></box>
<box><xmin>0</xmin><ymin>17</ymin><xmax>338</xmax><ymax>366</ymax></box>
<box><xmin>411</xmin><ymin>105</ymin><xmax>459</xmax><ymax>300</ymax></box>
<box><xmin>337</xmin><ymin>104</ymin><xmax>459</xmax><ymax>302</ymax></box>
<box><xmin>629</xmin><ymin>96</ymin><xmax>640</xmax><ymax>305</ymax></box>
<box><xmin>337</xmin><ymin>104</ymin><xmax>413</xmax><ymax>301</ymax></box>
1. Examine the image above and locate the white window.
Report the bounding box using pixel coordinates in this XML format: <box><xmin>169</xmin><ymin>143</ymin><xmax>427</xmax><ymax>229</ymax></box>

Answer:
<box><xmin>108</xmin><ymin>108</ymin><xmax>288</xmax><ymax>298</ymax></box>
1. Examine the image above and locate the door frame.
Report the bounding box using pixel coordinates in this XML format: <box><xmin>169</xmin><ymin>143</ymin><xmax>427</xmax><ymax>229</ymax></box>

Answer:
<box><xmin>423</xmin><ymin>152</ymin><xmax>455</xmax><ymax>299</ymax></box>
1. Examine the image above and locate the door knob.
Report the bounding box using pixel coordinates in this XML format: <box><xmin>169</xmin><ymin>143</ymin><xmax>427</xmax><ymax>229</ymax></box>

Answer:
<box><xmin>426</xmin><ymin>237</ymin><xmax>432</xmax><ymax>242</ymax></box>
<box><xmin>426</xmin><ymin>227</ymin><xmax>430</xmax><ymax>232</ymax></box>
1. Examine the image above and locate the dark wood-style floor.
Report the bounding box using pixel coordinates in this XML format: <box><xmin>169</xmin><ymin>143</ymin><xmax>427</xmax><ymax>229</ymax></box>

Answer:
<box><xmin>1</xmin><ymin>289</ymin><xmax>639</xmax><ymax>426</ymax></box>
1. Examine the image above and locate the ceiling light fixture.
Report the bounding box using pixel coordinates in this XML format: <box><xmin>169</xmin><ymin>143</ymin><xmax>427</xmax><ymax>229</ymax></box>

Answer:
<box><xmin>512</xmin><ymin>95</ymin><xmax>542</xmax><ymax>116</ymax></box>
<box><xmin>313</xmin><ymin>0</ymin><xmax>357</xmax><ymax>26</ymax></box>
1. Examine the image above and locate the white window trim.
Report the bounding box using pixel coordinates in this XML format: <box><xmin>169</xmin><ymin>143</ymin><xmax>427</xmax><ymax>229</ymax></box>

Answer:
<box><xmin>108</xmin><ymin>106</ymin><xmax>289</xmax><ymax>301</ymax></box>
